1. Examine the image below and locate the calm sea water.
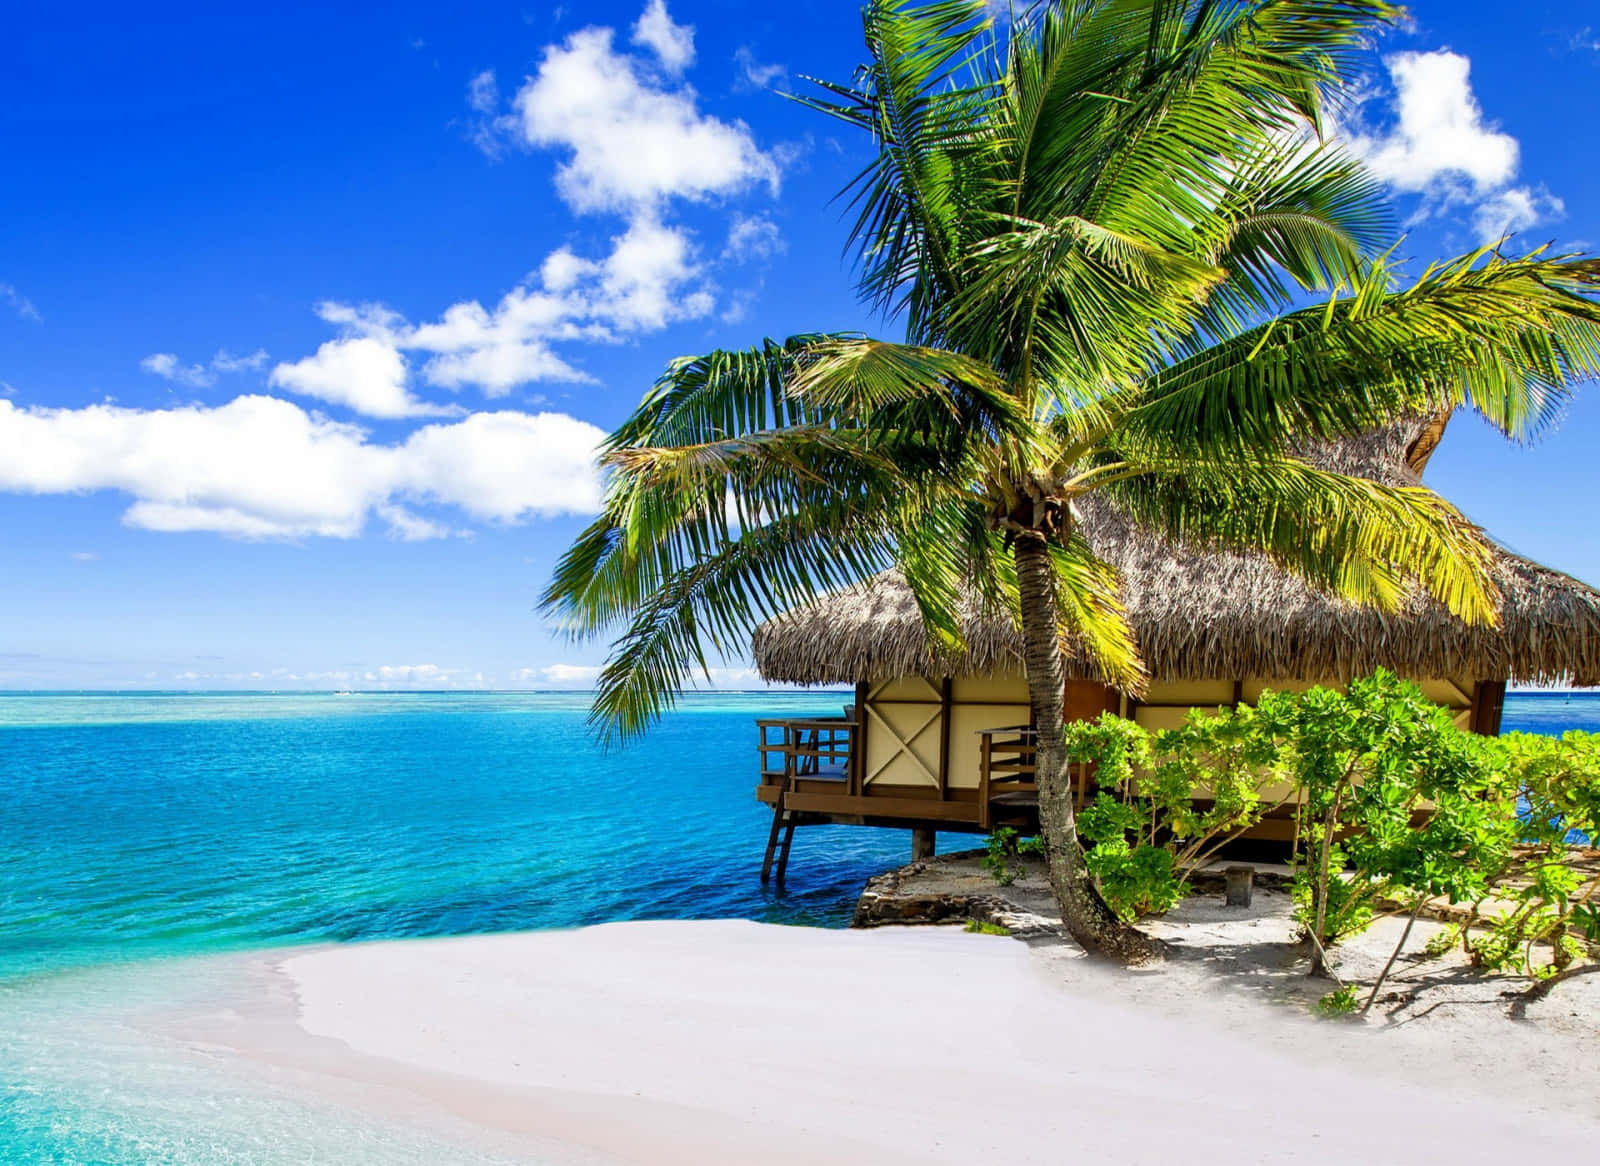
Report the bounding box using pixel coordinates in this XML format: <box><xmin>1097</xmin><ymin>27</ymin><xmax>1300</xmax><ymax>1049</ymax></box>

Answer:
<box><xmin>1</xmin><ymin>689</ymin><xmax>1596</xmax><ymax>1162</ymax></box>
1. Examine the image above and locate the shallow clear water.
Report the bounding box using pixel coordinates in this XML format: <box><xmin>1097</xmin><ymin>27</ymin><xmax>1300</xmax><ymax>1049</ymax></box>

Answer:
<box><xmin>2</xmin><ymin>689</ymin><xmax>1597</xmax><ymax>1162</ymax></box>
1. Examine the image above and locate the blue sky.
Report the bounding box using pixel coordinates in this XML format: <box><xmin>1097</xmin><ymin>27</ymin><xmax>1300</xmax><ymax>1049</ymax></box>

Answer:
<box><xmin>2</xmin><ymin>1</ymin><xmax>1598</xmax><ymax>691</ymax></box>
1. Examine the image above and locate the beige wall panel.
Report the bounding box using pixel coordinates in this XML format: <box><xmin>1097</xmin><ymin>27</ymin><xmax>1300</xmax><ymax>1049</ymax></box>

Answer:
<box><xmin>870</xmin><ymin>676</ymin><xmax>941</xmax><ymax>702</ymax></box>
<box><xmin>1241</xmin><ymin>676</ymin><xmax>1342</xmax><ymax>702</ymax></box>
<box><xmin>1145</xmin><ymin>679</ymin><xmax>1235</xmax><ymax>706</ymax></box>
<box><xmin>1134</xmin><ymin>705</ymin><xmax>1224</xmax><ymax>732</ymax></box>
<box><xmin>947</xmin><ymin>703</ymin><xmax>1031</xmax><ymax>789</ymax></box>
<box><xmin>864</xmin><ymin>699</ymin><xmax>941</xmax><ymax>788</ymax></box>
<box><xmin>951</xmin><ymin>671</ymin><xmax>1029</xmax><ymax>704</ymax></box>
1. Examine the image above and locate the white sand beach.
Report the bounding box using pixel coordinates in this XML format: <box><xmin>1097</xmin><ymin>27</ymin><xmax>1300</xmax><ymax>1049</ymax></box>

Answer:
<box><xmin>159</xmin><ymin>904</ymin><xmax>1600</xmax><ymax>1165</ymax></box>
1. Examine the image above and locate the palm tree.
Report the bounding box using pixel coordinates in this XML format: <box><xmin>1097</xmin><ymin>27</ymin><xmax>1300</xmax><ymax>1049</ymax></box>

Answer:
<box><xmin>543</xmin><ymin>0</ymin><xmax>1600</xmax><ymax>962</ymax></box>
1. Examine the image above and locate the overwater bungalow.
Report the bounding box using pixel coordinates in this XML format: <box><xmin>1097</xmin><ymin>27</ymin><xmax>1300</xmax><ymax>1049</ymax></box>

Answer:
<box><xmin>750</xmin><ymin>415</ymin><xmax>1600</xmax><ymax>880</ymax></box>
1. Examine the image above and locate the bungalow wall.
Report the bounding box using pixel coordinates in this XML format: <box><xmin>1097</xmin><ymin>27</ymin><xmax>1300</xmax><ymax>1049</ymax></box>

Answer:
<box><xmin>856</xmin><ymin>670</ymin><xmax>1505</xmax><ymax>804</ymax></box>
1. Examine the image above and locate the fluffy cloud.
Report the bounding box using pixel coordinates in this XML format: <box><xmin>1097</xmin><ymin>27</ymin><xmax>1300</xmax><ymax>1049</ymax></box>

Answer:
<box><xmin>270</xmin><ymin>336</ymin><xmax>452</xmax><ymax>418</ymax></box>
<box><xmin>143</xmin><ymin>347</ymin><xmax>270</xmax><ymax>389</ymax></box>
<box><xmin>724</xmin><ymin>213</ymin><xmax>784</xmax><ymax>262</ymax></box>
<box><xmin>279</xmin><ymin>1</ymin><xmax>776</xmax><ymax>411</ymax></box>
<box><xmin>510</xmin><ymin>25</ymin><xmax>778</xmax><ymax>212</ymax></box>
<box><xmin>303</xmin><ymin>214</ymin><xmax>715</xmax><ymax>401</ymax></box>
<box><xmin>514</xmin><ymin>663</ymin><xmax>602</xmax><ymax>686</ymax></box>
<box><xmin>1348</xmin><ymin>50</ymin><xmax>1564</xmax><ymax>242</ymax></box>
<box><xmin>1472</xmin><ymin>187</ymin><xmax>1566</xmax><ymax>245</ymax></box>
<box><xmin>0</xmin><ymin>394</ymin><xmax>604</xmax><ymax>539</ymax></box>
<box><xmin>631</xmin><ymin>0</ymin><xmax>694</xmax><ymax>74</ymax></box>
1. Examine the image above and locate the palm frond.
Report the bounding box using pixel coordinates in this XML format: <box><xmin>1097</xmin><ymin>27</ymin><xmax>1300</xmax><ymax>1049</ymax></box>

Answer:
<box><xmin>1129</xmin><ymin>250</ymin><xmax>1600</xmax><ymax>453</ymax></box>
<box><xmin>1101</xmin><ymin>453</ymin><xmax>1501</xmax><ymax>625</ymax></box>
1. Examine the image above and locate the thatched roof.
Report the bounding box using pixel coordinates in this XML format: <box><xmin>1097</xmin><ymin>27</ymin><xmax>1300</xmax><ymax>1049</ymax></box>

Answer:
<box><xmin>752</xmin><ymin>416</ymin><xmax>1600</xmax><ymax>687</ymax></box>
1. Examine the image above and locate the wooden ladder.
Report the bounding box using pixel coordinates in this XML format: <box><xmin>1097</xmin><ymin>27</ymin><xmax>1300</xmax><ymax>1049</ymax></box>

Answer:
<box><xmin>760</xmin><ymin>788</ymin><xmax>799</xmax><ymax>887</ymax></box>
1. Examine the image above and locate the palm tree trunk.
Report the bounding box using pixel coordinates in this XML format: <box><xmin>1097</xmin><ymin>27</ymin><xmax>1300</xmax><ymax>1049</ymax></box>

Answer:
<box><xmin>1014</xmin><ymin>532</ymin><xmax>1163</xmax><ymax>964</ymax></box>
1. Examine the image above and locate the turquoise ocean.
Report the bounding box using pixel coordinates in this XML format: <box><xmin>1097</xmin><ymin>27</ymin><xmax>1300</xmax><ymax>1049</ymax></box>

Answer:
<box><xmin>3</xmin><ymin>689</ymin><xmax>1598</xmax><ymax>1163</ymax></box>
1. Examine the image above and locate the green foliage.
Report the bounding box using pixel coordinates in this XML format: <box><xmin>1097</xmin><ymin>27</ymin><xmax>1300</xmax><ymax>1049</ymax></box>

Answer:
<box><xmin>964</xmin><ymin>920</ymin><xmax>1012</xmax><ymax>936</ymax></box>
<box><xmin>1313</xmin><ymin>985</ymin><xmax>1360</xmax><ymax>1018</ymax></box>
<box><xmin>1225</xmin><ymin>672</ymin><xmax>1518</xmax><ymax>971</ymax></box>
<box><xmin>1459</xmin><ymin>730</ymin><xmax>1600</xmax><ymax>978</ymax></box>
<box><xmin>982</xmin><ymin>827</ymin><xmax>1043</xmax><ymax>887</ymax></box>
<box><xmin>1421</xmin><ymin>925</ymin><xmax>1461</xmax><ymax>960</ymax></box>
<box><xmin>1062</xmin><ymin>710</ymin><xmax>1285</xmax><ymax>920</ymax></box>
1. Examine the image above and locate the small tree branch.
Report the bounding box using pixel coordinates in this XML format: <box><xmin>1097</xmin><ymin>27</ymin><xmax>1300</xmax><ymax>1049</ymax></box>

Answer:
<box><xmin>1362</xmin><ymin>895</ymin><xmax>1428</xmax><ymax>1016</ymax></box>
<box><xmin>1508</xmin><ymin>963</ymin><xmax>1600</xmax><ymax>1021</ymax></box>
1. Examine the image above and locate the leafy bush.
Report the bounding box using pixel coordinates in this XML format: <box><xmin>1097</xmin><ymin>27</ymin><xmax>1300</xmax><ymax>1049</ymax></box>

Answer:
<box><xmin>1064</xmin><ymin>708</ymin><xmax>1285</xmax><ymax>920</ymax></box>
<box><xmin>998</xmin><ymin>670</ymin><xmax>1599</xmax><ymax>991</ymax></box>
<box><xmin>964</xmin><ymin>920</ymin><xmax>1012</xmax><ymax>936</ymax></box>
<box><xmin>1232</xmin><ymin>672</ymin><xmax>1518</xmax><ymax>974</ymax></box>
<box><xmin>1463</xmin><ymin>730</ymin><xmax>1600</xmax><ymax>978</ymax></box>
<box><xmin>982</xmin><ymin>826</ymin><xmax>1043</xmax><ymax>887</ymax></box>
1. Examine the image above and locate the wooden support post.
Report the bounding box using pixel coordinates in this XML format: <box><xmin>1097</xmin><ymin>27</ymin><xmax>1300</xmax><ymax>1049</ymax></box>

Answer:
<box><xmin>853</xmin><ymin>680</ymin><xmax>869</xmax><ymax>798</ymax></box>
<box><xmin>1231</xmin><ymin>679</ymin><xmax>1245</xmax><ymax>709</ymax></box>
<box><xmin>912</xmin><ymin>828</ymin><xmax>936</xmax><ymax>861</ymax></box>
<box><xmin>760</xmin><ymin>793</ymin><xmax>785</xmax><ymax>885</ymax></box>
<box><xmin>978</xmin><ymin>733</ymin><xmax>993</xmax><ymax>831</ymax></box>
<box><xmin>1471</xmin><ymin>679</ymin><xmax>1507</xmax><ymax>736</ymax></box>
<box><xmin>774</xmin><ymin>815</ymin><xmax>798</xmax><ymax>886</ymax></box>
<box><xmin>1224</xmin><ymin>866</ymin><xmax>1254</xmax><ymax>908</ymax></box>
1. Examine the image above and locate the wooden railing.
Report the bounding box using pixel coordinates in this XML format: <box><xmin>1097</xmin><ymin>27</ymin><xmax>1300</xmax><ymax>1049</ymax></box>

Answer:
<box><xmin>977</xmin><ymin>725</ymin><xmax>1038</xmax><ymax>829</ymax></box>
<box><xmin>757</xmin><ymin>717</ymin><xmax>858</xmax><ymax>796</ymax></box>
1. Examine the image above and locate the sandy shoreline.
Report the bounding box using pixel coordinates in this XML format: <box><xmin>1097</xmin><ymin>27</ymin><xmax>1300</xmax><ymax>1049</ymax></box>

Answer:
<box><xmin>145</xmin><ymin>908</ymin><xmax>1600</xmax><ymax>1165</ymax></box>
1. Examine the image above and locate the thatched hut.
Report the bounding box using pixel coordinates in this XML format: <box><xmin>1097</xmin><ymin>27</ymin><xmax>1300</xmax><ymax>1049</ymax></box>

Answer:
<box><xmin>750</xmin><ymin>415</ymin><xmax>1600</xmax><ymax>871</ymax></box>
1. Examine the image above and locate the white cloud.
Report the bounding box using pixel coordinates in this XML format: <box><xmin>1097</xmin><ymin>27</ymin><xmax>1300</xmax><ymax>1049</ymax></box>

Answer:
<box><xmin>515</xmin><ymin>663</ymin><xmax>602</xmax><ymax>686</ymax></box>
<box><xmin>309</xmin><ymin>215</ymin><xmax>714</xmax><ymax>399</ymax></box>
<box><xmin>375</xmin><ymin>504</ymin><xmax>460</xmax><ymax>541</ymax></box>
<box><xmin>724</xmin><ymin>213</ymin><xmax>784</xmax><ymax>262</ymax></box>
<box><xmin>287</xmin><ymin>4</ymin><xmax>773</xmax><ymax>406</ymax></box>
<box><xmin>1472</xmin><ymin>186</ymin><xmax>1566</xmax><ymax>245</ymax></box>
<box><xmin>141</xmin><ymin>352</ymin><xmax>215</xmax><ymax>388</ymax></box>
<box><xmin>510</xmin><ymin>25</ymin><xmax>778</xmax><ymax>213</ymax></box>
<box><xmin>269</xmin><ymin>336</ymin><xmax>452</xmax><ymax>419</ymax></box>
<box><xmin>631</xmin><ymin>0</ymin><xmax>694</xmax><ymax>74</ymax></box>
<box><xmin>142</xmin><ymin>347</ymin><xmax>271</xmax><ymax>388</ymax></box>
<box><xmin>467</xmin><ymin>68</ymin><xmax>499</xmax><ymax>114</ymax></box>
<box><xmin>0</xmin><ymin>394</ymin><xmax>604</xmax><ymax>539</ymax></box>
<box><xmin>1352</xmin><ymin>52</ymin><xmax>1517</xmax><ymax>193</ymax></box>
<box><xmin>211</xmin><ymin>348</ymin><xmax>269</xmax><ymax>373</ymax></box>
<box><xmin>1</xmin><ymin>282</ymin><xmax>41</xmax><ymax>322</ymax></box>
<box><xmin>733</xmin><ymin>46</ymin><xmax>785</xmax><ymax>92</ymax></box>
<box><xmin>68</xmin><ymin>551</ymin><xmax>99</xmax><ymax>562</ymax></box>
<box><xmin>1347</xmin><ymin>50</ymin><xmax>1564</xmax><ymax>243</ymax></box>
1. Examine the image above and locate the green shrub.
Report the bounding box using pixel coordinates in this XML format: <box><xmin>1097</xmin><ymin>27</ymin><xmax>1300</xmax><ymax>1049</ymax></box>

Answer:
<box><xmin>1031</xmin><ymin>670</ymin><xmax>1599</xmax><ymax>988</ymax></box>
<box><xmin>1313</xmin><ymin>985</ymin><xmax>1360</xmax><ymax>1017</ymax></box>
<box><xmin>982</xmin><ymin>827</ymin><xmax>1042</xmax><ymax>887</ymax></box>
<box><xmin>964</xmin><ymin>920</ymin><xmax>1012</xmax><ymax>936</ymax></box>
<box><xmin>1062</xmin><ymin>708</ymin><xmax>1283</xmax><ymax>921</ymax></box>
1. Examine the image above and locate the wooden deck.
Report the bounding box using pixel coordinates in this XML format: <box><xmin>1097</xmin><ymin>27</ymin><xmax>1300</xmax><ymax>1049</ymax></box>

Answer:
<box><xmin>755</xmin><ymin>717</ymin><xmax>1048</xmax><ymax>882</ymax></box>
